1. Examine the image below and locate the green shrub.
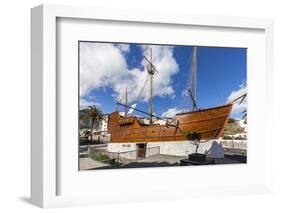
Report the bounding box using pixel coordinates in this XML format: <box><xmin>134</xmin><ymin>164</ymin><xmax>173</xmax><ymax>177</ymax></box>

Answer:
<box><xmin>91</xmin><ymin>153</ymin><xmax>110</xmax><ymax>162</ymax></box>
<box><xmin>228</xmin><ymin>118</ymin><xmax>236</xmax><ymax>123</ymax></box>
<box><xmin>184</xmin><ymin>131</ymin><xmax>201</xmax><ymax>154</ymax></box>
<box><xmin>234</xmin><ymin>136</ymin><xmax>244</xmax><ymax>140</ymax></box>
<box><xmin>185</xmin><ymin>131</ymin><xmax>201</xmax><ymax>141</ymax></box>
<box><xmin>223</xmin><ymin>135</ymin><xmax>233</xmax><ymax>140</ymax></box>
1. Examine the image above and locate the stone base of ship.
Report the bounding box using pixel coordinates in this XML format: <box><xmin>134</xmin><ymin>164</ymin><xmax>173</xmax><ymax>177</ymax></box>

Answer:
<box><xmin>107</xmin><ymin>140</ymin><xmax>224</xmax><ymax>158</ymax></box>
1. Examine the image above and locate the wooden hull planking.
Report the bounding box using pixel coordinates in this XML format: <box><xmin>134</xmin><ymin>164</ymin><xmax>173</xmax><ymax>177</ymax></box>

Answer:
<box><xmin>108</xmin><ymin>104</ymin><xmax>233</xmax><ymax>143</ymax></box>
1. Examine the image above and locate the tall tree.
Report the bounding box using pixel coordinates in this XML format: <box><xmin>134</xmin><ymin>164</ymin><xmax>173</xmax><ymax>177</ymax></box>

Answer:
<box><xmin>79</xmin><ymin>112</ymin><xmax>86</xmax><ymax>128</ymax></box>
<box><xmin>242</xmin><ymin>110</ymin><xmax>247</xmax><ymax>124</ymax></box>
<box><xmin>85</xmin><ymin>106</ymin><xmax>103</xmax><ymax>143</ymax></box>
<box><xmin>185</xmin><ymin>131</ymin><xmax>201</xmax><ymax>154</ymax></box>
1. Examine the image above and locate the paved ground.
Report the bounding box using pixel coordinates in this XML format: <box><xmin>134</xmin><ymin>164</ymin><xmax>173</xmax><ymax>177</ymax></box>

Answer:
<box><xmin>120</xmin><ymin>154</ymin><xmax>246</xmax><ymax>168</ymax></box>
<box><xmin>80</xmin><ymin>152</ymin><xmax>246</xmax><ymax>170</ymax></box>
<box><xmin>79</xmin><ymin>154</ymin><xmax>185</xmax><ymax>170</ymax></box>
<box><xmin>224</xmin><ymin>148</ymin><xmax>247</xmax><ymax>156</ymax></box>
<box><xmin>79</xmin><ymin>157</ymin><xmax>113</xmax><ymax>170</ymax></box>
<box><xmin>122</xmin><ymin>155</ymin><xmax>185</xmax><ymax>168</ymax></box>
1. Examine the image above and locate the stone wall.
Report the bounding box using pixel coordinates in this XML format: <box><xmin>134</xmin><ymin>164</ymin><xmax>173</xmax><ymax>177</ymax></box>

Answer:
<box><xmin>146</xmin><ymin>140</ymin><xmax>223</xmax><ymax>157</ymax></box>
<box><xmin>107</xmin><ymin>140</ymin><xmax>225</xmax><ymax>158</ymax></box>
<box><xmin>107</xmin><ymin>143</ymin><xmax>138</xmax><ymax>153</ymax></box>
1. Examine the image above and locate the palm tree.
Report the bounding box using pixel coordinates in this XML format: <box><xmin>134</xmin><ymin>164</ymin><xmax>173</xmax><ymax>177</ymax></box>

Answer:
<box><xmin>85</xmin><ymin>106</ymin><xmax>103</xmax><ymax>143</ymax></box>
<box><xmin>79</xmin><ymin>112</ymin><xmax>86</xmax><ymax>128</ymax></box>
<box><xmin>242</xmin><ymin>110</ymin><xmax>247</xmax><ymax>123</ymax></box>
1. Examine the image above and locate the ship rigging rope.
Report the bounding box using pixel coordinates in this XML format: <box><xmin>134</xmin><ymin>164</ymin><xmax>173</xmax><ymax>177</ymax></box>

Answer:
<box><xmin>118</xmin><ymin>89</ymin><xmax>126</xmax><ymax>103</ymax></box>
<box><xmin>117</xmin><ymin>74</ymin><xmax>150</xmax><ymax>106</ymax></box>
<box><xmin>182</xmin><ymin>53</ymin><xmax>195</xmax><ymax>110</ymax></box>
<box><xmin>133</xmin><ymin>57</ymin><xmax>159</xmax><ymax>104</ymax></box>
<box><xmin>134</xmin><ymin>74</ymin><xmax>150</xmax><ymax>103</ymax></box>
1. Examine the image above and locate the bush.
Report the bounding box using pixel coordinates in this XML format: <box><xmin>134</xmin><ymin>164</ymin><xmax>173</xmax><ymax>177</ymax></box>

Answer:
<box><xmin>228</xmin><ymin>118</ymin><xmax>236</xmax><ymax>123</ymax></box>
<box><xmin>79</xmin><ymin>139</ymin><xmax>90</xmax><ymax>146</ymax></box>
<box><xmin>91</xmin><ymin>153</ymin><xmax>110</xmax><ymax>162</ymax></box>
<box><xmin>223</xmin><ymin>135</ymin><xmax>233</xmax><ymax>140</ymax></box>
<box><xmin>224</xmin><ymin>125</ymin><xmax>243</xmax><ymax>135</ymax></box>
<box><xmin>185</xmin><ymin>131</ymin><xmax>201</xmax><ymax>141</ymax></box>
<box><xmin>234</xmin><ymin>136</ymin><xmax>244</xmax><ymax>140</ymax></box>
<box><xmin>184</xmin><ymin>131</ymin><xmax>201</xmax><ymax>154</ymax></box>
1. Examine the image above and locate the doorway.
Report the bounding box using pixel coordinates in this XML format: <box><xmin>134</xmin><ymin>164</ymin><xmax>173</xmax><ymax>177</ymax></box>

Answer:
<box><xmin>137</xmin><ymin>143</ymin><xmax>147</xmax><ymax>159</ymax></box>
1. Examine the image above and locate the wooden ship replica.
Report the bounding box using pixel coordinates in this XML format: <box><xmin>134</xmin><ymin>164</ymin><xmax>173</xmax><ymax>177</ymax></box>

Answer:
<box><xmin>108</xmin><ymin>47</ymin><xmax>244</xmax><ymax>143</ymax></box>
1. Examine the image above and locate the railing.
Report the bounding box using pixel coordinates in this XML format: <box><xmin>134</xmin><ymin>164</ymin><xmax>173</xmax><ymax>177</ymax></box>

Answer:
<box><xmin>118</xmin><ymin>150</ymin><xmax>138</xmax><ymax>165</ymax></box>
<box><xmin>88</xmin><ymin>146</ymin><xmax>161</xmax><ymax>166</ymax></box>
<box><xmin>89</xmin><ymin>148</ymin><xmax>118</xmax><ymax>160</ymax></box>
<box><xmin>117</xmin><ymin>146</ymin><xmax>161</xmax><ymax>165</ymax></box>
<box><xmin>221</xmin><ymin>140</ymin><xmax>247</xmax><ymax>150</ymax></box>
<box><xmin>145</xmin><ymin>146</ymin><xmax>160</xmax><ymax>158</ymax></box>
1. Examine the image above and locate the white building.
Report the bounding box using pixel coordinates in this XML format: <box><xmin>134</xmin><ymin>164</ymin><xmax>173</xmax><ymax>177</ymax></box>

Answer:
<box><xmin>99</xmin><ymin>114</ymin><xmax>108</xmax><ymax>133</ymax></box>
<box><xmin>239</xmin><ymin>119</ymin><xmax>247</xmax><ymax>133</ymax></box>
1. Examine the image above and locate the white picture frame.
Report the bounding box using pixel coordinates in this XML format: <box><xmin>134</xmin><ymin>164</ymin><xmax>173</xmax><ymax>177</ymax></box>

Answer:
<box><xmin>31</xmin><ymin>4</ymin><xmax>274</xmax><ymax>208</ymax></box>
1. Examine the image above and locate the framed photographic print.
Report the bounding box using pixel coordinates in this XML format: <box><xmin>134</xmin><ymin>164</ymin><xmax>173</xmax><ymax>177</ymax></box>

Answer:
<box><xmin>78</xmin><ymin>41</ymin><xmax>247</xmax><ymax>171</ymax></box>
<box><xmin>31</xmin><ymin>4</ymin><xmax>274</xmax><ymax>208</ymax></box>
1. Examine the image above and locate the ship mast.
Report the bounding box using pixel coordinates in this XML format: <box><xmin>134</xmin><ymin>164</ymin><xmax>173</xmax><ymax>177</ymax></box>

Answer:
<box><xmin>186</xmin><ymin>47</ymin><xmax>198</xmax><ymax>111</ymax></box>
<box><xmin>144</xmin><ymin>48</ymin><xmax>158</xmax><ymax>125</ymax></box>
<box><xmin>149</xmin><ymin>48</ymin><xmax>153</xmax><ymax>125</ymax></box>
<box><xmin>192</xmin><ymin>47</ymin><xmax>197</xmax><ymax>111</ymax></box>
<box><xmin>125</xmin><ymin>88</ymin><xmax>128</xmax><ymax>116</ymax></box>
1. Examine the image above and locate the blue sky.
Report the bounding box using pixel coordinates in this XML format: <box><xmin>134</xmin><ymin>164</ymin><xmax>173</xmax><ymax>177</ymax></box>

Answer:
<box><xmin>79</xmin><ymin>42</ymin><xmax>247</xmax><ymax>119</ymax></box>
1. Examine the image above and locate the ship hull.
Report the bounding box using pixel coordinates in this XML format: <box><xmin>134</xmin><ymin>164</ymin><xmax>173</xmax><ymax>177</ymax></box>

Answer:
<box><xmin>108</xmin><ymin>104</ymin><xmax>232</xmax><ymax>143</ymax></box>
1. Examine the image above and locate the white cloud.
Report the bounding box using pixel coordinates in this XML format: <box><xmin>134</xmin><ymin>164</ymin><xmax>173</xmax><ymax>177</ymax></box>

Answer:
<box><xmin>227</xmin><ymin>83</ymin><xmax>247</xmax><ymax>114</ymax></box>
<box><xmin>80</xmin><ymin>98</ymin><xmax>100</xmax><ymax>110</ymax></box>
<box><xmin>80</xmin><ymin>43</ymin><xmax>128</xmax><ymax>97</ymax></box>
<box><xmin>116</xmin><ymin>44</ymin><xmax>130</xmax><ymax>52</ymax></box>
<box><xmin>80</xmin><ymin>42</ymin><xmax>179</xmax><ymax>106</ymax></box>
<box><xmin>161</xmin><ymin>107</ymin><xmax>185</xmax><ymax>118</ymax></box>
<box><xmin>140</xmin><ymin>45</ymin><xmax>179</xmax><ymax>99</ymax></box>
